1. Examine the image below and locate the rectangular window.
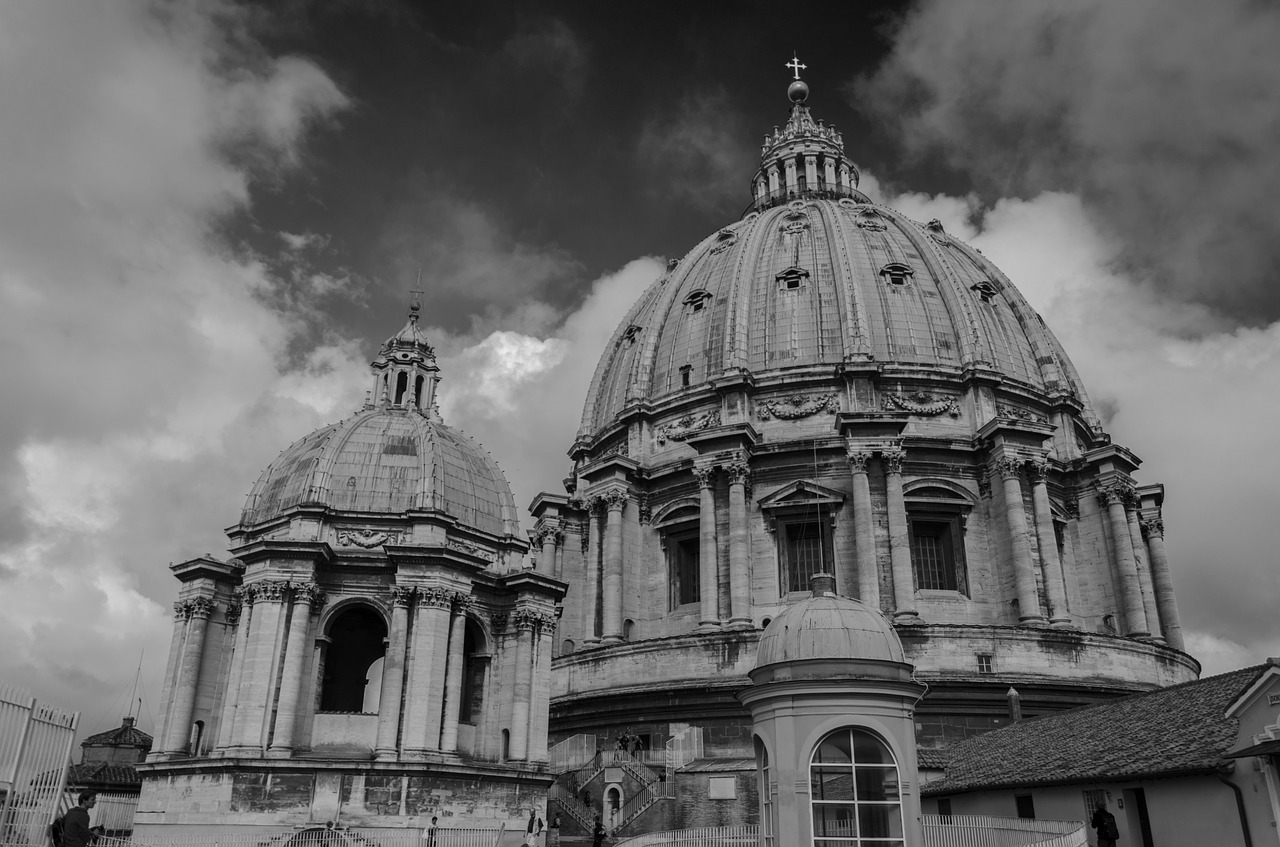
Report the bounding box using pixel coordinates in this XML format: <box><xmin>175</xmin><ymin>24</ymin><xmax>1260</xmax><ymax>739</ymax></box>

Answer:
<box><xmin>784</xmin><ymin>519</ymin><xmax>829</xmax><ymax>593</ymax></box>
<box><xmin>1015</xmin><ymin>794</ymin><xmax>1036</xmax><ymax>819</ymax></box>
<box><xmin>1083</xmin><ymin>789</ymin><xmax>1108</xmax><ymax>817</ymax></box>
<box><xmin>667</xmin><ymin>530</ymin><xmax>701</xmax><ymax>609</ymax></box>
<box><xmin>936</xmin><ymin>798</ymin><xmax>952</xmax><ymax>819</ymax></box>
<box><xmin>910</xmin><ymin>518</ymin><xmax>960</xmax><ymax>591</ymax></box>
<box><xmin>976</xmin><ymin>653</ymin><xmax>994</xmax><ymax>674</ymax></box>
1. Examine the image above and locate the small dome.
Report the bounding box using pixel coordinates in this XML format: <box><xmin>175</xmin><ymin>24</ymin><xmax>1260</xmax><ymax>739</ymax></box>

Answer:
<box><xmin>756</xmin><ymin>575</ymin><xmax>905</xmax><ymax>667</ymax></box>
<box><xmin>241</xmin><ymin>407</ymin><xmax>521</xmax><ymax>538</ymax></box>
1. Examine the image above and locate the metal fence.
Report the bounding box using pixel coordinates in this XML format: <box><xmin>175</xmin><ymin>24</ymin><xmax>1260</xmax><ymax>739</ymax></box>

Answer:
<box><xmin>921</xmin><ymin>814</ymin><xmax>1088</xmax><ymax>847</ymax></box>
<box><xmin>614</xmin><ymin>825</ymin><xmax>757</xmax><ymax>847</ymax></box>
<box><xmin>54</xmin><ymin>791</ymin><xmax>140</xmax><ymax>835</ymax></box>
<box><xmin>94</xmin><ymin>824</ymin><xmax>506</xmax><ymax>847</ymax></box>
<box><xmin>664</xmin><ymin>727</ymin><xmax>703</xmax><ymax>773</ymax></box>
<box><xmin>0</xmin><ymin>684</ymin><xmax>79</xmax><ymax>847</ymax></box>
<box><xmin>548</xmin><ymin>734</ymin><xmax>596</xmax><ymax>773</ymax></box>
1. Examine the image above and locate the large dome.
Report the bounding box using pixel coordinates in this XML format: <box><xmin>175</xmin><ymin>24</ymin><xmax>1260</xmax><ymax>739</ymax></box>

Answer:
<box><xmin>580</xmin><ymin>198</ymin><xmax>1097</xmax><ymax>437</ymax></box>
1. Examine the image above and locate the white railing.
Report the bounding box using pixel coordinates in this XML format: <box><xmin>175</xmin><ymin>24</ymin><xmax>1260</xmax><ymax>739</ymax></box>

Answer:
<box><xmin>0</xmin><ymin>683</ymin><xmax>79</xmax><ymax>847</ymax></box>
<box><xmin>614</xmin><ymin>825</ymin><xmax>757</xmax><ymax>847</ymax></box>
<box><xmin>665</xmin><ymin>727</ymin><xmax>703</xmax><ymax>773</ymax></box>
<box><xmin>922</xmin><ymin>814</ymin><xmax>1088</xmax><ymax>847</ymax></box>
<box><xmin>548</xmin><ymin>734</ymin><xmax>596</xmax><ymax>773</ymax></box>
<box><xmin>92</xmin><ymin>824</ymin><xmax>506</xmax><ymax>847</ymax></box>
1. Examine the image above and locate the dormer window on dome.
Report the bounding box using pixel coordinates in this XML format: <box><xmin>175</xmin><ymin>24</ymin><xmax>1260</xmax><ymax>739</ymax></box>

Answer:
<box><xmin>879</xmin><ymin>263</ymin><xmax>914</xmax><ymax>287</ymax></box>
<box><xmin>776</xmin><ymin>266</ymin><xmax>810</xmax><ymax>291</ymax></box>
<box><xmin>970</xmin><ymin>280</ymin><xmax>998</xmax><ymax>303</ymax></box>
<box><xmin>684</xmin><ymin>290</ymin><xmax>712</xmax><ymax>313</ymax></box>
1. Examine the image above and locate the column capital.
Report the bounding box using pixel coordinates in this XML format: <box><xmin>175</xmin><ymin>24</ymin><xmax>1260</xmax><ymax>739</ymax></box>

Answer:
<box><xmin>994</xmin><ymin>457</ymin><xmax>1024</xmax><ymax>480</ymax></box>
<box><xmin>1025</xmin><ymin>457</ymin><xmax>1052</xmax><ymax>481</ymax></box>
<box><xmin>1140</xmin><ymin>517</ymin><xmax>1165</xmax><ymax>538</ymax></box>
<box><xmin>187</xmin><ymin>596</ymin><xmax>216</xmax><ymax>620</ymax></box>
<box><xmin>587</xmin><ymin>495</ymin><xmax>606</xmax><ymax>516</ymax></box>
<box><xmin>224</xmin><ymin>597</ymin><xmax>244</xmax><ymax>626</ymax></box>
<box><xmin>390</xmin><ymin>585</ymin><xmax>415</xmax><ymax>608</ymax></box>
<box><xmin>881</xmin><ymin>447</ymin><xmax>906</xmax><ymax>475</ymax></box>
<box><xmin>846</xmin><ymin>449</ymin><xmax>873</xmax><ymax>472</ymax></box>
<box><xmin>692</xmin><ymin>464</ymin><xmax>718</xmax><ymax>489</ymax></box>
<box><xmin>418</xmin><ymin>587</ymin><xmax>452</xmax><ymax>609</ymax></box>
<box><xmin>1096</xmin><ymin>481</ymin><xmax>1133</xmax><ymax>507</ymax></box>
<box><xmin>254</xmin><ymin>579</ymin><xmax>291</xmax><ymax>603</ymax></box>
<box><xmin>603</xmin><ymin>488</ymin><xmax>629</xmax><ymax>511</ymax></box>
<box><xmin>173</xmin><ymin>600</ymin><xmax>191</xmax><ymax>620</ymax></box>
<box><xmin>450</xmin><ymin>592</ymin><xmax>473</xmax><ymax>614</ymax></box>
<box><xmin>723</xmin><ymin>459</ymin><xmax>750</xmax><ymax>485</ymax></box>
<box><xmin>294</xmin><ymin>582</ymin><xmax>326</xmax><ymax>609</ymax></box>
<box><xmin>514</xmin><ymin>609</ymin><xmax>539</xmax><ymax>632</ymax></box>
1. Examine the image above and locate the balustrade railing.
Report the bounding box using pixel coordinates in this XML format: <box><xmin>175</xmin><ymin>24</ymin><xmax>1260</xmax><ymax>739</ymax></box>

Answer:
<box><xmin>665</xmin><ymin>727</ymin><xmax>703</xmax><ymax>773</ymax></box>
<box><xmin>90</xmin><ymin>824</ymin><xmax>506</xmax><ymax>847</ymax></box>
<box><xmin>548</xmin><ymin>734</ymin><xmax>596</xmax><ymax>773</ymax></box>
<box><xmin>921</xmin><ymin>814</ymin><xmax>1087</xmax><ymax>847</ymax></box>
<box><xmin>614</xmin><ymin>824</ymin><xmax>757</xmax><ymax>847</ymax></box>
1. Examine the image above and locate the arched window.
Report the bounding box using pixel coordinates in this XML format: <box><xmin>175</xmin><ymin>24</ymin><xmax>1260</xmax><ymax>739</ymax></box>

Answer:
<box><xmin>810</xmin><ymin>728</ymin><xmax>904</xmax><ymax>846</ymax></box>
<box><xmin>393</xmin><ymin>372</ymin><xmax>408</xmax><ymax>405</ymax></box>
<box><xmin>414</xmin><ymin>375</ymin><xmax>424</xmax><ymax>407</ymax></box>
<box><xmin>320</xmin><ymin>606</ymin><xmax>387</xmax><ymax>713</ymax></box>
<box><xmin>755</xmin><ymin>736</ymin><xmax>775</xmax><ymax>847</ymax></box>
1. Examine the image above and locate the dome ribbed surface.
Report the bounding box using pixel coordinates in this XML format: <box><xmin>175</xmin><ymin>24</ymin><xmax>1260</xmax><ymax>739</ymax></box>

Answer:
<box><xmin>756</xmin><ymin>593</ymin><xmax>905</xmax><ymax>667</ymax></box>
<box><xmin>581</xmin><ymin>199</ymin><xmax>1094</xmax><ymax>436</ymax></box>
<box><xmin>242</xmin><ymin>407</ymin><xmax>520</xmax><ymax>537</ymax></box>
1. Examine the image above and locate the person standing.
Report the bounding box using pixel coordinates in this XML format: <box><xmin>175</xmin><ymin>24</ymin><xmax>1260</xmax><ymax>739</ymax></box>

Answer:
<box><xmin>1091</xmin><ymin>803</ymin><xmax>1119</xmax><ymax>847</ymax></box>
<box><xmin>525</xmin><ymin>809</ymin><xmax>543</xmax><ymax>846</ymax></box>
<box><xmin>548</xmin><ymin>813</ymin><xmax>562</xmax><ymax>847</ymax></box>
<box><xmin>591</xmin><ymin>815</ymin><xmax>606</xmax><ymax>847</ymax></box>
<box><xmin>424</xmin><ymin>815</ymin><xmax>438</xmax><ymax>847</ymax></box>
<box><xmin>62</xmin><ymin>791</ymin><xmax>97</xmax><ymax>847</ymax></box>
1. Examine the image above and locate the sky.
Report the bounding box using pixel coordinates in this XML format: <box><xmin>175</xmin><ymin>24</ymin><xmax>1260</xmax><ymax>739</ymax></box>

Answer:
<box><xmin>2</xmin><ymin>0</ymin><xmax>1280</xmax><ymax>743</ymax></box>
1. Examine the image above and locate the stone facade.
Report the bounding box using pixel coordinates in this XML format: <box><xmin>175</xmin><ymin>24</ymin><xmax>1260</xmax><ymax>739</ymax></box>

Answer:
<box><xmin>138</xmin><ymin>307</ymin><xmax>565</xmax><ymax>836</ymax></box>
<box><xmin>539</xmin><ymin>73</ymin><xmax>1197</xmax><ymax>840</ymax></box>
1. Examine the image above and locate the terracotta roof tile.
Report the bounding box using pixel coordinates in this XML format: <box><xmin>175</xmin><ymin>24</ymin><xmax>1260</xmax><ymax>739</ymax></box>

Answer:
<box><xmin>923</xmin><ymin>665</ymin><xmax>1265</xmax><ymax>796</ymax></box>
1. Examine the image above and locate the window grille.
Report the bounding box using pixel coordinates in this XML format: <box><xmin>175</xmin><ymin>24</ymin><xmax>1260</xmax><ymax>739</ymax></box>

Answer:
<box><xmin>810</xmin><ymin>728</ymin><xmax>904</xmax><ymax>846</ymax></box>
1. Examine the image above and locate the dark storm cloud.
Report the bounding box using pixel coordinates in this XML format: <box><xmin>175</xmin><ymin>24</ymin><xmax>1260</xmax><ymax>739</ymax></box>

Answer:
<box><xmin>502</xmin><ymin>18</ymin><xmax>589</xmax><ymax>97</ymax></box>
<box><xmin>856</xmin><ymin>0</ymin><xmax>1280</xmax><ymax>327</ymax></box>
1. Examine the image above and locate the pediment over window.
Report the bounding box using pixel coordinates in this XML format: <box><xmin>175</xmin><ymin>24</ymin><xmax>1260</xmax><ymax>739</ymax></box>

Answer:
<box><xmin>653</xmin><ymin>498</ymin><xmax>701</xmax><ymax>527</ymax></box>
<box><xmin>903</xmin><ymin>479</ymin><xmax>975</xmax><ymax>509</ymax></box>
<box><xmin>757</xmin><ymin>479</ymin><xmax>845</xmax><ymax>510</ymax></box>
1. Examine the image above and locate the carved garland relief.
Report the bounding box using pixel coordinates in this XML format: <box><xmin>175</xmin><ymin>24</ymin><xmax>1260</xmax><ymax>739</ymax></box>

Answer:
<box><xmin>881</xmin><ymin>390</ymin><xmax>960</xmax><ymax>418</ymax></box>
<box><xmin>655</xmin><ymin>410</ymin><xmax>721</xmax><ymax>445</ymax></box>
<box><xmin>756</xmin><ymin>392</ymin><xmax>839</xmax><ymax>420</ymax></box>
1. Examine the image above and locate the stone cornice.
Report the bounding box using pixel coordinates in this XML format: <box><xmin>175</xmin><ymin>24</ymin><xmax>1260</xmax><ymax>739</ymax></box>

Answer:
<box><xmin>383</xmin><ymin>544</ymin><xmax>489</xmax><ymax>573</ymax></box>
<box><xmin>170</xmin><ymin>556</ymin><xmax>243</xmax><ymax>584</ymax></box>
<box><xmin>499</xmin><ymin>571</ymin><xmax>569</xmax><ymax>602</ymax></box>
<box><xmin>229</xmin><ymin>540</ymin><xmax>334</xmax><ymax>568</ymax></box>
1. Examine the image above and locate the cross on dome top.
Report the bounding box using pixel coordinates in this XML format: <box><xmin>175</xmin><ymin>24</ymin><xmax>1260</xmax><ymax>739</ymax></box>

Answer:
<box><xmin>786</xmin><ymin>54</ymin><xmax>806</xmax><ymax>80</ymax></box>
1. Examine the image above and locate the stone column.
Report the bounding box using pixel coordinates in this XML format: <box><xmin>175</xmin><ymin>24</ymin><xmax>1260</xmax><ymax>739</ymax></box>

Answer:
<box><xmin>997</xmin><ymin>458</ymin><xmax>1047</xmax><ymax>626</ymax></box>
<box><xmin>823</xmin><ymin>157</ymin><xmax>836</xmax><ymax>186</ymax></box>
<box><xmin>375</xmin><ymin>587</ymin><xmax>414</xmax><ymax>759</ymax></box>
<box><xmin>508</xmin><ymin>611</ymin><xmax>535</xmax><ymax>761</ymax></box>
<box><xmin>693</xmin><ymin>464</ymin><xmax>721</xmax><ymax>631</ymax></box>
<box><xmin>527</xmin><ymin>613</ymin><xmax>555</xmax><ymax>763</ymax></box>
<box><xmin>153</xmin><ymin>600</ymin><xmax>191</xmax><ymax>754</ymax></box>
<box><xmin>784</xmin><ymin>157</ymin><xmax>798</xmax><ymax>192</ymax></box>
<box><xmin>725</xmin><ymin>457</ymin><xmax>752</xmax><ymax>628</ymax></box>
<box><xmin>882</xmin><ymin>449</ymin><xmax>920</xmax><ymax>623</ymax></box>
<box><xmin>268</xmin><ymin>584</ymin><xmax>324</xmax><ymax>755</ymax></box>
<box><xmin>601</xmin><ymin>489</ymin><xmax>627</xmax><ymax>644</ymax></box>
<box><xmin>215</xmin><ymin>589</ymin><xmax>252</xmax><ymax>751</ymax></box>
<box><xmin>538</xmin><ymin>527</ymin><xmax>558</xmax><ymax>576</ymax></box>
<box><xmin>164</xmin><ymin>597</ymin><xmax>213</xmax><ymax>754</ymax></box>
<box><xmin>1142</xmin><ymin>517</ymin><xmax>1185</xmax><ymax>651</ymax></box>
<box><xmin>583</xmin><ymin>499</ymin><xmax>603</xmax><ymax>644</ymax></box>
<box><xmin>838</xmin><ymin>163</ymin><xmax>851</xmax><ymax>190</ymax></box>
<box><xmin>1124</xmin><ymin>495</ymin><xmax>1162</xmax><ymax>642</ymax></box>
<box><xmin>847</xmin><ymin>450</ymin><xmax>879</xmax><ymax>609</ymax></box>
<box><xmin>1027</xmin><ymin>460</ymin><xmax>1073</xmax><ymax>629</ymax></box>
<box><xmin>1099</xmin><ymin>485</ymin><xmax>1150</xmax><ymax>637</ymax></box>
<box><xmin>439</xmin><ymin>594</ymin><xmax>471</xmax><ymax>753</ymax></box>
<box><xmin>554</xmin><ymin>522</ymin><xmax>565</xmax><ymax>579</ymax></box>
<box><xmin>402</xmin><ymin>588</ymin><xmax>452</xmax><ymax>755</ymax></box>
<box><xmin>768</xmin><ymin>163</ymin><xmax>781</xmax><ymax>194</ymax></box>
<box><xmin>234</xmin><ymin>580</ymin><xmax>289</xmax><ymax>751</ymax></box>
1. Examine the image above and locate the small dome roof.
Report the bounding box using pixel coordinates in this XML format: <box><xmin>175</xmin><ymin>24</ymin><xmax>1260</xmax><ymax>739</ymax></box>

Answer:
<box><xmin>241</xmin><ymin>406</ymin><xmax>521</xmax><ymax>538</ymax></box>
<box><xmin>756</xmin><ymin>576</ymin><xmax>905</xmax><ymax>667</ymax></box>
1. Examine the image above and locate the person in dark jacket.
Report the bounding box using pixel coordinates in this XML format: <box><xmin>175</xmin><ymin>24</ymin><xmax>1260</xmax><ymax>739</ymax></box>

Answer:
<box><xmin>62</xmin><ymin>791</ymin><xmax>97</xmax><ymax>847</ymax></box>
<box><xmin>591</xmin><ymin>814</ymin><xmax>606</xmax><ymax>847</ymax></box>
<box><xmin>1091</xmin><ymin>803</ymin><xmax>1119</xmax><ymax>847</ymax></box>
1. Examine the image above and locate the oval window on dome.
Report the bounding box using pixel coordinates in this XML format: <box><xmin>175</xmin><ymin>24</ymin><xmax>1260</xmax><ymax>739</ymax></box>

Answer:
<box><xmin>684</xmin><ymin>290</ymin><xmax>712</xmax><ymax>313</ymax></box>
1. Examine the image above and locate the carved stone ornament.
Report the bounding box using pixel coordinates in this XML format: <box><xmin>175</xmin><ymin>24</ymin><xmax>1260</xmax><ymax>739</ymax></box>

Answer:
<box><xmin>337</xmin><ymin>528</ymin><xmax>401</xmax><ymax>549</ymax></box>
<box><xmin>856</xmin><ymin>208</ymin><xmax>888</xmax><ymax>232</ymax></box>
<box><xmin>882</xmin><ymin>390</ymin><xmax>960</xmax><ymax>418</ymax></box>
<box><xmin>419</xmin><ymin>587</ymin><xmax>452</xmax><ymax>609</ymax></box>
<box><xmin>925</xmin><ymin>218</ymin><xmax>948</xmax><ymax>243</ymax></box>
<box><xmin>977</xmin><ymin>471</ymin><xmax>991</xmax><ymax>498</ymax></box>
<box><xmin>691</xmin><ymin>464</ymin><xmax>718</xmax><ymax>489</ymax></box>
<box><xmin>186</xmin><ymin>596</ymin><xmax>216</xmax><ymax>619</ymax></box>
<box><xmin>447</xmin><ymin>538</ymin><xmax>493</xmax><ymax>561</ymax></box>
<box><xmin>1025</xmin><ymin>457</ymin><xmax>1051</xmax><ymax>481</ymax></box>
<box><xmin>757</xmin><ymin>392</ymin><xmax>839</xmax><ymax>420</ymax></box>
<box><xmin>597</xmin><ymin>438</ymin><xmax>629</xmax><ymax>460</ymax></box>
<box><xmin>710</xmin><ymin>229</ymin><xmax>738</xmax><ymax>254</ymax></box>
<box><xmin>295</xmin><ymin>583</ymin><xmax>326</xmax><ymax>608</ymax></box>
<box><xmin>723</xmin><ymin>460</ymin><xmax>751</xmax><ymax>485</ymax></box>
<box><xmin>846</xmin><ymin>449</ymin><xmax>872</xmax><ymax>472</ymax></box>
<box><xmin>224</xmin><ymin>599</ymin><xmax>243</xmax><ymax>626</ymax></box>
<box><xmin>637</xmin><ymin>495</ymin><xmax>652</xmax><ymax>525</ymax></box>
<box><xmin>390</xmin><ymin>585</ymin><xmax>415</xmax><ymax>607</ymax></box>
<box><xmin>255</xmin><ymin>580</ymin><xmax>290</xmax><ymax>603</ymax></box>
<box><xmin>620</xmin><ymin>324</ymin><xmax>643</xmax><ymax>345</ymax></box>
<box><xmin>994</xmin><ymin>457</ymin><xmax>1024</xmax><ymax>479</ymax></box>
<box><xmin>514</xmin><ymin>610</ymin><xmax>539</xmax><ymax>631</ymax></box>
<box><xmin>781</xmin><ymin>219</ymin><xmax>810</xmax><ymax>235</ymax></box>
<box><xmin>173</xmin><ymin>600</ymin><xmax>191</xmax><ymax>620</ymax></box>
<box><xmin>656</xmin><ymin>410</ymin><xmax>721</xmax><ymax>445</ymax></box>
<box><xmin>996</xmin><ymin>404</ymin><xmax>1047</xmax><ymax>424</ymax></box>
<box><xmin>881</xmin><ymin>448</ymin><xmax>906</xmax><ymax>475</ymax></box>
<box><xmin>1096</xmin><ymin>482</ymin><xmax>1133</xmax><ymax>508</ymax></box>
<box><xmin>1140</xmin><ymin>517</ymin><xmax>1165</xmax><ymax>538</ymax></box>
<box><xmin>603</xmin><ymin>489</ymin><xmax>629</xmax><ymax>510</ymax></box>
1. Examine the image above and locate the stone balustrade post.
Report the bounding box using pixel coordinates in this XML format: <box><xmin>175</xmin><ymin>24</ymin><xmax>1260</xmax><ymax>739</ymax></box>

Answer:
<box><xmin>882</xmin><ymin>449</ymin><xmax>920</xmax><ymax>623</ymax></box>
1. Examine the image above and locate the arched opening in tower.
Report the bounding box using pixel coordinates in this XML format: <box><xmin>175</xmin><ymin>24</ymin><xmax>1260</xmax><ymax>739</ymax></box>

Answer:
<box><xmin>320</xmin><ymin>606</ymin><xmax>388</xmax><ymax>713</ymax></box>
<box><xmin>460</xmin><ymin>622</ymin><xmax>486</xmax><ymax>725</ymax></box>
<box><xmin>394</xmin><ymin>372</ymin><xmax>408</xmax><ymax>405</ymax></box>
<box><xmin>414</xmin><ymin>375</ymin><xmax>424</xmax><ymax>408</ymax></box>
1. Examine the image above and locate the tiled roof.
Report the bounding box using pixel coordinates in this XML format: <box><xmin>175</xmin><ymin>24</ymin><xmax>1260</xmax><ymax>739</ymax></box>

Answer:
<box><xmin>66</xmin><ymin>761</ymin><xmax>141</xmax><ymax>788</ymax></box>
<box><xmin>923</xmin><ymin>665</ymin><xmax>1265</xmax><ymax>796</ymax></box>
<box><xmin>916</xmin><ymin>748</ymin><xmax>951</xmax><ymax>770</ymax></box>
<box><xmin>82</xmin><ymin>725</ymin><xmax>152</xmax><ymax>748</ymax></box>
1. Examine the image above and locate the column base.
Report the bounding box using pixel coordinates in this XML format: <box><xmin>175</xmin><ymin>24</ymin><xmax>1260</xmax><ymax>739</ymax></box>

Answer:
<box><xmin>697</xmin><ymin>620</ymin><xmax>722</xmax><ymax>633</ymax></box>
<box><xmin>584</xmin><ymin>637</ymin><xmax>601</xmax><ymax>646</ymax></box>
<box><xmin>264</xmin><ymin>747</ymin><xmax>294</xmax><ymax>759</ymax></box>
<box><xmin>892</xmin><ymin>611</ymin><xmax>924</xmax><ymax>625</ymax></box>
<box><xmin>1125</xmin><ymin>630</ymin><xmax>1152</xmax><ymax>639</ymax></box>
<box><xmin>220</xmin><ymin>746</ymin><xmax>262</xmax><ymax>759</ymax></box>
<box><xmin>1018</xmin><ymin>616</ymin><xmax>1050</xmax><ymax>627</ymax></box>
<box><xmin>601</xmin><ymin>635</ymin><xmax>623</xmax><ymax>645</ymax></box>
<box><xmin>1048</xmin><ymin>619</ymin><xmax>1078</xmax><ymax>630</ymax></box>
<box><xmin>374</xmin><ymin>748</ymin><xmax>399</xmax><ymax>761</ymax></box>
<box><xmin>726</xmin><ymin>617</ymin><xmax>755</xmax><ymax>631</ymax></box>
